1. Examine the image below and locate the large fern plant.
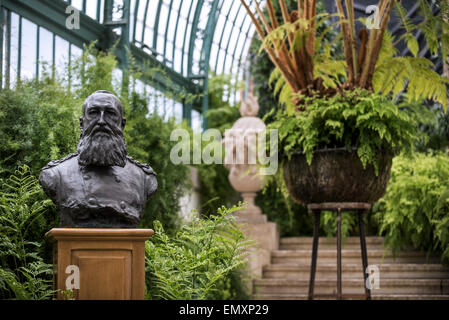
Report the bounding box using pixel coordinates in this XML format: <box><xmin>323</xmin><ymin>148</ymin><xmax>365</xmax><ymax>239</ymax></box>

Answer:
<box><xmin>242</xmin><ymin>0</ymin><xmax>448</xmax><ymax>112</ymax></box>
<box><xmin>242</xmin><ymin>0</ymin><xmax>448</xmax><ymax>175</ymax></box>
<box><xmin>145</xmin><ymin>204</ymin><xmax>252</xmax><ymax>300</ymax></box>
<box><xmin>0</xmin><ymin>166</ymin><xmax>54</xmax><ymax>299</ymax></box>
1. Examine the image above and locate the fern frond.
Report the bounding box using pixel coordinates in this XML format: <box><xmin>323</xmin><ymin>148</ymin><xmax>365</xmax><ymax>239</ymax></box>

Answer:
<box><xmin>374</xmin><ymin>55</ymin><xmax>448</xmax><ymax>111</ymax></box>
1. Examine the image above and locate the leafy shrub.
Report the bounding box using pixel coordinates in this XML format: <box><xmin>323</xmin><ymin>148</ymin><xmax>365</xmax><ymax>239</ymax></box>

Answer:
<box><xmin>125</xmin><ymin>92</ymin><xmax>191</xmax><ymax>233</ymax></box>
<box><xmin>374</xmin><ymin>152</ymin><xmax>449</xmax><ymax>263</ymax></box>
<box><xmin>193</xmin><ymin>73</ymin><xmax>241</xmax><ymax>215</ymax></box>
<box><xmin>0</xmin><ymin>166</ymin><xmax>54</xmax><ymax>299</ymax></box>
<box><xmin>417</xmin><ymin>106</ymin><xmax>449</xmax><ymax>152</ymax></box>
<box><xmin>0</xmin><ymin>80</ymin><xmax>80</xmax><ymax>179</ymax></box>
<box><xmin>145</xmin><ymin>204</ymin><xmax>251</xmax><ymax>300</ymax></box>
<box><xmin>196</xmin><ymin>163</ymin><xmax>239</xmax><ymax>216</ymax></box>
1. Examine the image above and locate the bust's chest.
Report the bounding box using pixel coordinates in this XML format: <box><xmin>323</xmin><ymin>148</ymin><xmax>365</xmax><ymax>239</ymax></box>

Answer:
<box><xmin>58</xmin><ymin>162</ymin><xmax>145</xmax><ymax>213</ymax></box>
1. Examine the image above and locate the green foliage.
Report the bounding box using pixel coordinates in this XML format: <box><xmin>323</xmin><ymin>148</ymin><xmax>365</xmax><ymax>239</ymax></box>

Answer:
<box><xmin>145</xmin><ymin>204</ymin><xmax>251</xmax><ymax>300</ymax></box>
<box><xmin>70</xmin><ymin>42</ymin><xmax>117</xmax><ymax>96</ymax></box>
<box><xmin>206</xmin><ymin>72</ymin><xmax>241</xmax><ymax>134</ymax></box>
<box><xmin>373</xmin><ymin>32</ymin><xmax>449</xmax><ymax>111</ymax></box>
<box><xmin>0</xmin><ymin>80</ymin><xmax>80</xmax><ymax>179</ymax></box>
<box><xmin>195</xmin><ymin>73</ymin><xmax>241</xmax><ymax>215</ymax></box>
<box><xmin>320</xmin><ymin>211</ymin><xmax>357</xmax><ymax>240</ymax></box>
<box><xmin>416</xmin><ymin>105</ymin><xmax>449</xmax><ymax>152</ymax></box>
<box><xmin>196</xmin><ymin>163</ymin><xmax>239</xmax><ymax>216</ymax></box>
<box><xmin>267</xmin><ymin>90</ymin><xmax>423</xmax><ymax>174</ymax></box>
<box><xmin>256</xmin><ymin>180</ymin><xmax>312</xmax><ymax>237</ymax></box>
<box><xmin>395</xmin><ymin>0</ymin><xmax>449</xmax><ymax>73</ymax></box>
<box><xmin>0</xmin><ymin>166</ymin><xmax>54</xmax><ymax>299</ymax></box>
<box><xmin>125</xmin><ymin>92</ymin><xmax>190</xmax><ymax>233</ymax></box>
<box><xmin>374</xmin><ymin>152</ymin><xmax>449</xmax><ymax>264</ymax></box>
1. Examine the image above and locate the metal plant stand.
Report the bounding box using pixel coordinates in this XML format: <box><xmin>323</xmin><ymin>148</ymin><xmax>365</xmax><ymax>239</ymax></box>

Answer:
<box><xmin>307</xmin><ymin>202</ymin><xmax>372</xmax><ymax>300</ymax></box>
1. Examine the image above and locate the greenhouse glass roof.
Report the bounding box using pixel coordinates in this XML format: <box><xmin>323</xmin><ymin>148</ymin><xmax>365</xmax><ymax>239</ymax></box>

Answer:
<box><xmin>0</xmin><ymin>0</ymin><xmax>438</xmax><ymax>130</ymax></box>
<box><xmin>64</xmin><ymin>0</ymin><xmax>260</xmax><ymax>79</ymax></box>
<box><xmin>0</xmin><ymin>0</ymin><xmax>267</xmax><ymax>130</ymax></box>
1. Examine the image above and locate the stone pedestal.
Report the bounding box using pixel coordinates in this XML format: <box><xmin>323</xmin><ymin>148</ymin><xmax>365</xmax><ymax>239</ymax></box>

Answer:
<box><xmin>238</xmin><ymin>219</ymin><xmax>279</xmax><ymax>279</ymax></box>
<box><xmin>45</xmin><ymin>228</ymin><xmax>153</xmax><ymax>300</ymax></box>
<box><xmin>238</xmin><ymin>192</ymin><xmax>267</xmax><ymax>223</ymax></box>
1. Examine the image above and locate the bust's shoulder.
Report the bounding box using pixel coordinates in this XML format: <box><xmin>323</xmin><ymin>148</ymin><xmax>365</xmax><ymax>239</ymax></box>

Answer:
<box><xmin>41</xmin><ymin>153</ymin><xmax>79</xmax><ymax>171</ymax></box>
<box><xmin>126</xmin><ymin>156</ymin><xmax>157</xmax><ymax>176</ymax></box>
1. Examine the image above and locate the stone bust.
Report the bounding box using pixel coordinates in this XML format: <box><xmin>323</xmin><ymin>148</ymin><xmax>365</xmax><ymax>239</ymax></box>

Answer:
<box><xmin>39</xmin><ymin>90</ymin><xmax>158</xmax><ymax>228</ymax></box>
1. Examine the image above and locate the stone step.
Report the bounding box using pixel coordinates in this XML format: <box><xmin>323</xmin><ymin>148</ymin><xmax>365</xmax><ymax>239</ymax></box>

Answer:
<box><xmin>263</xmin><ymin>263</ymin><xmax>449</xmax><ymax>280</ymax></box>
<box><xmin>253</xmin><ymin>279</ymin><xmax>449</xmax><ymax>295</ymax></box>
<box><xmin>271</xmin><ymin>249</ymin><xmax>442</xmax><ymax>265</ymax></box>
<box><xmin>280</xmin><ymin>237</ymin><xmax>385</xmax><ymax>250</ymax></box>
<box><xmin>253</xmin><ymin>293</ymin><xmax>449</xmax><ymax>300</ymax></box>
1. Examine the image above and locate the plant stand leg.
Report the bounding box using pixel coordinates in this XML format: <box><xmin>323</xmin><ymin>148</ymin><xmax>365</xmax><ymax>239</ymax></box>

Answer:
<box><xmin>337</xmin><ymin>208</ymin><xmax>342</xmax><ymax>300</ymax></box>
<box><xmin>308</xmin><ymin>210</ymin><xmax>320</xmax><ymax>300</ymax></box>
<box><xmin>358</xmin><ymin>210</ymin><xmax>371</xmax><ymax>300</ymax></box>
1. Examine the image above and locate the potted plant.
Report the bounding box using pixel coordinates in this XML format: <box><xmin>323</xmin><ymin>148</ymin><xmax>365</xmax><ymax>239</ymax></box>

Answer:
<box><xmin>241</xmin><ymin>0</ymin><xmax>448</xmax><ymax>204</ymax></box>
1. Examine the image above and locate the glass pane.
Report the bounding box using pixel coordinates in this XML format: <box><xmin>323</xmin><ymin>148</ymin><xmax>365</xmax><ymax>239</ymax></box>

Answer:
<box><xmin>143</xmin><ymin>26</ymin><xmax>153</xmax><ymax>48</ymax></box>
<box><xmin>135</xmin><ymin>79</ymin><xmax>145</xmax><ymax>95</ymax></box>
<box><xmin>85</xmin><ymin>0</ymin><xmax>98</xmax><ymax>19</ymax></box>
<box><xmin>71</xmin><ymin>0</ymin><xmax>83</xmax><ymax>11</ymax></box>
<box><xmin>214</xmin><ymin>16</ymin><xmax>226</xmax><ymax>47</ymax></box>
<box><xmin>113</xmin><ymin>68</ymin><xmax>123</xmax><ymax>90</ymax></box>
<box><xmin>113</xmin><ymin>0</ymin><xmax>124</xmax><ymax>20</ymax></box>
<box><xmin>226</xmin><ymin>26</ymin><xmax>240</xmax><ymax>57</ymax></box>
<box><xmin>192</xmin><ymin>110</ymin><xmax>202</xmax><ymax>132</ymax></box>
<box><xmin>210</xmin><ymin>43</ymin><xmax>219</xmax><ymax>69</ymax></box>
<box><xmin>55</xmin><ymin>35</ymin><xmax>69</xmax><ymax>77</ymax></box>
<box><xmin>130</xmin><ymin>0</ymin><xmax>136</xmax><ymax>39</ymax></box>
<box><xmin>146</xmin><ymin>0</ymin><xmax>159</xmax><ymax>32</ymax></box>
<box><xmin>179</xmin><ymin>0</ymin><xmax>192</xmax><ymax>20</ymax></box>
<box><xmin>10</xmin><ymin>12</ymin><xmax>19</xmax><ymax>86</ymax></box>
<box><xmin>136</xmin><ymin>0</ymin><xmax>146</xmax><ymax>23</ymax></box>
<box><xmin>174</xmin><ymin>48</ymin><xmax>182</xmax><ymax>73</ymax></box>
<box><xmin>99</xmin><ymin>0</ymin><xmax>104</xmax><ymax>22</ymax></box>
<box><xmin>21</xmin><ymin>18</ymin><xmax>37</xmax><ymax>80</ymax></box>
<box><xmin>70</xmin><ymin>44</ymin><xmax>83</xmax><ymax>88</ymax></box>
<box><xmin>174</xmin><ymin>102</ymin><xmax>183</xmax><ymax>123</ymax></box>
<box><xmin>166</xmin><ymin>7</ymin><xmax>178</xmax><ymax>43</ymax></box>
<box><xmin>175</xmin><ymin>17</ymin><xmax>186</xmax><ymax>48</ymax></box>
<box><xmin>2</xmin><ymin>9</ymin><xmax>7</xmax><ymax>87</ymax></box>
<box><xmin>235</xmin><ymin>5</ymin><xmax>246</xmax><ymax>28</ymax></box>
<box><xmin>165</xmin><ymin>41</ymin><xmax>173</xmax><ymax>64</ymax></box>
<box><xmin>39</xmin><ymin>26</ymin><xmax>53</xmax><ymax>70</ymax></box>
<box><xmin>171</xmin><ymin>0</ymin><xmax>182</xmax><ymax>11</ymax></box>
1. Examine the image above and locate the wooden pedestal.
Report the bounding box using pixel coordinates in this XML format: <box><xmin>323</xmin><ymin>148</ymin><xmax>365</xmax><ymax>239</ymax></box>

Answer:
<box><xmin>45</xmin><ymin>228</ymin><xmax>154</xmax><ymax>300</ymax></box>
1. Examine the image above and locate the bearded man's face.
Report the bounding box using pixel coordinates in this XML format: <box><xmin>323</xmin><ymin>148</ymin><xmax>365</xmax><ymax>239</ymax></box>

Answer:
<box><xmin>77</xmin><ymin>93</ymin><xmax>128</xmax><ymax>167</ymax></box>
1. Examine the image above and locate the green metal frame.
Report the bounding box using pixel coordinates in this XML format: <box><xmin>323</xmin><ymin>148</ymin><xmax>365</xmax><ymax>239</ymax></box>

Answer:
<box><xmin>0</xmin><ymin>0</ymin><xmax>259</xmax><ymax>129</ymax></box>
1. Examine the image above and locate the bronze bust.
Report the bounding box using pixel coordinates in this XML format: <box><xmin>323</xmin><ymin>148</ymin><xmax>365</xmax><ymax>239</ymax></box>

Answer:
<box><xmin>39</xmin><ymin>90</ymin><xmax>158</xmax><ymax>228</ymax></box>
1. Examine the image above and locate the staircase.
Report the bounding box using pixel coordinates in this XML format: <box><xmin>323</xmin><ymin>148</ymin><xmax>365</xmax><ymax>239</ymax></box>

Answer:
<box><xmin>253</xmin><ymin>237</ymin><xmax>449</xmax><ymax>300</ymax></box>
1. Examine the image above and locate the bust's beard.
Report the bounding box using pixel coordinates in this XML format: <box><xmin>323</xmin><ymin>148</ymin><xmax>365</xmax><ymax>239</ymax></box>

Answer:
<box><xmin>77</xmin><ymin>126</ymin><xmax>128</xmax><ymax>167</ymax></box>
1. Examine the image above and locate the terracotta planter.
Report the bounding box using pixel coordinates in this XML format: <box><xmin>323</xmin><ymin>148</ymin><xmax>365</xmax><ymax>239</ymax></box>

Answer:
<box><xmin>283</xmin><ymin>148</ymin><xmax>393</xmax><ymax>205</ymax></box>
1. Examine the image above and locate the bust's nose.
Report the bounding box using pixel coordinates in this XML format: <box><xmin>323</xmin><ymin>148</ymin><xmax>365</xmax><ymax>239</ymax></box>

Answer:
<box><xmin>98</xmin><ymin>111</ymin><xmax>106</xmax><ymax>125</ymax></box>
